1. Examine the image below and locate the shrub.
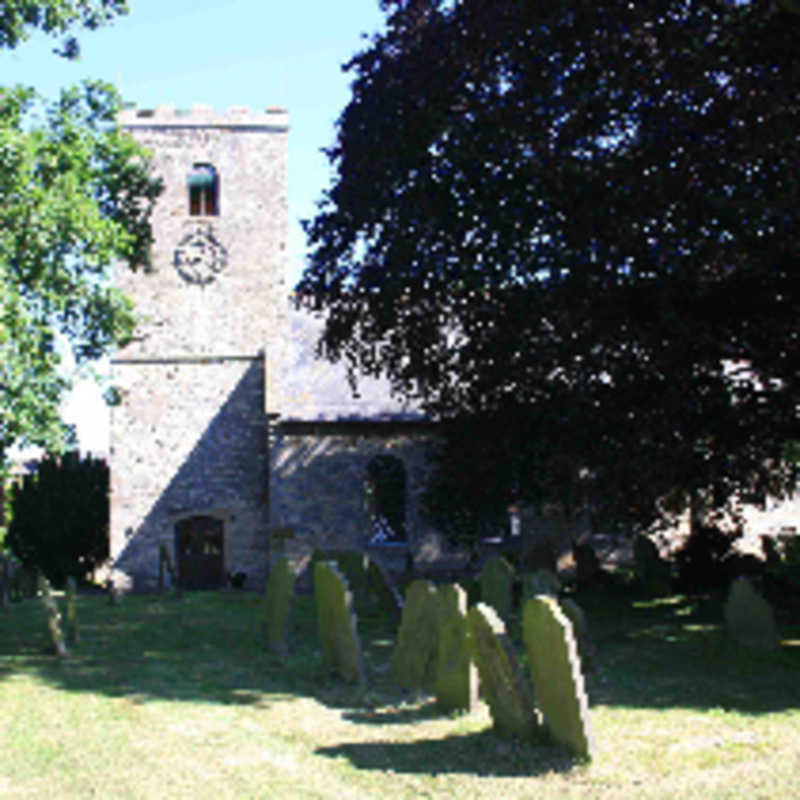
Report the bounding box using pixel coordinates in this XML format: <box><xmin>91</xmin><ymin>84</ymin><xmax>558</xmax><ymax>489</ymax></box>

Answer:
<box><xmin>6</xmin><ymin>452</ymin><xmax>108</xmax><ymax>586</ymax></box>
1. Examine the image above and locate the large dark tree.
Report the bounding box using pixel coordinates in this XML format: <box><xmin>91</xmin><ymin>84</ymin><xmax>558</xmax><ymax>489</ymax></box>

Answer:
<box><xmin>299</xmin><ymin>0</ymin><xmax>800</xmax><ymax>538</ymax></box>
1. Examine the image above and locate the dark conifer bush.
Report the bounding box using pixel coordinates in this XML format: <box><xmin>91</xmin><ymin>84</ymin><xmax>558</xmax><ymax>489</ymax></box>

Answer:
<box><xmin>6</xmin><ymin>452</ymin><xmax>109</xmax><ymax>586</ymax></box>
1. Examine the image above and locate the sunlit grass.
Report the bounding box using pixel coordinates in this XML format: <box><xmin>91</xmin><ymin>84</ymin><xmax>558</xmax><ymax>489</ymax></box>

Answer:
<box><xmin>0</xmin><ymin>585</ymin><xmax>798</xmax><ymax>798</ymax></box>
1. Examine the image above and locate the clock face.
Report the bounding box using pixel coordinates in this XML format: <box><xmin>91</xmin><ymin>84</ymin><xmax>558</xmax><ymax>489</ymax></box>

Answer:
<box><xmin>173</xmin><ymin>225</ymin><xmax>228</xmax><ymax>286</ymax></box>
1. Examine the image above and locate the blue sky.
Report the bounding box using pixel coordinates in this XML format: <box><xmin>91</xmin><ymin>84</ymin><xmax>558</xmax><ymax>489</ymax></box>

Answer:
<box><xmin>1</xmin><ymin>0</ymin><xmax>387</xmax><ymax>455</ymax></box>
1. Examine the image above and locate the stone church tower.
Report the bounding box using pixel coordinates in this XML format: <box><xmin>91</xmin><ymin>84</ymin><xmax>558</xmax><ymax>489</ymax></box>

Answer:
<box><xmin>109</xmin><ymin>105</ymin><xmax>288</xmax><ymax>591</ymax></box>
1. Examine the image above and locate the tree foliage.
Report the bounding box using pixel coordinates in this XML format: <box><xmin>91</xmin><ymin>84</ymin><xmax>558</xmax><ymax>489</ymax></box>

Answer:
<box><xmin>0</xmin><ymin>0</ymin><xmax>128</xmax><ymax>58</ymax></box>
<box><xmin>300</xmin><ymin>0</ymin><xmax>800</xmax><ymax>535</ymax></box>
<box><xmin>6</xmin><ymin>451</ymin><xmax>109</xmax><ymax>584</ymax></box>
<box><xmin>0</xmin><ymin>1</ymin><xmax>161</xmax><ymax>460</ymax></box>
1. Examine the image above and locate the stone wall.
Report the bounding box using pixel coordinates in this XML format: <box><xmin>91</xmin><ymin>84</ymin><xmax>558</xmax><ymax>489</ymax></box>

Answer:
<box><xmin>110</xmin><ymin>106</ymin><xmax>287</xmax><ymax>590</ymax></box>
<box><xmin>111</xmin><ymin>358</ymin><xmax>269</xmax><ymax>591</ymax></box>
<box><xmin>268</xmin><ymin>423</ymin><xmax>441</xmax><ymax>573</ymax></box>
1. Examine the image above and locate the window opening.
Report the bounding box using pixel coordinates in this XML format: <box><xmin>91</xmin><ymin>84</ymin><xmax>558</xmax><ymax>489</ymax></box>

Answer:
<box><xmin>365</xmin><ymin>455</ymin><xmax>407</xmax><ymax>543</ymax></box>
<box><xmin>187</xmin><ymin>163</ymin><xmax>219</xmax><ymax>216</ymax></box>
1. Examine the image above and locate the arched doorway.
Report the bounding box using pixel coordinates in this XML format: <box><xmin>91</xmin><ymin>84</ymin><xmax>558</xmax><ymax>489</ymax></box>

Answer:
<box><xmin>174</xmin><ymin>515</ymin><xmax>225</xmax><ymax>590</ymax></box>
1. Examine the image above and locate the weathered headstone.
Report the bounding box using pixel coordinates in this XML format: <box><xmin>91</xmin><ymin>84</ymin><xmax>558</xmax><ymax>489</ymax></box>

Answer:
<box><xmin>15</xmin><ymin>566</ymin><xmax>38</xmax><ymax>599</ymax></box>
<box><xmin>434</xmin><ymin>583</ymin><xmax>477</xmax><ymax>712</ymax></box>
<box><xmin>0</xmin><ymin>556</ymin><xmax>10</xmax><ymax>607</ymax></box>
<box><xmin>391</xmin><ymin>579</ymin><xmax>439</xmax><ymax>691</ymax></box>
<box><xmin>314</xmin><ymin>561</ymin><xmax>365</xmax><ymax>684</ymax></box>
<box><xmin>633</xmin><ymin>534</ymin><xmax>671</xmax><ymax>596</ymax></box>
<box><xmin>65</xmin><ymin>576</ymin><xmax>79</xmax><ymax>645</ymax></box>
<box><xmin>724</xmin><ymin>576</ymin><xmax>780</xmax><ymax>650</ymax></box>
<box><xmin>106</xmin><ymin>578</ymin><xmax>119</xmax><ymax>605</ymax></box>
<box><xmin>158</xmin><ymin>542</ymin><xmax>181</xmax><ymax>597</ymax></box>
<box><xmin>262</xmin><ymin>555</ymin><xmax>295</xmax><ymax>656</ymax></box>
<box><xmin>466</xmin><ymin>603</ymin><xmax>541</xmax><ymax>740</ymax></box>
<box><xmin>572</xmin><ymin>540</ymin><xmax>600</xmax><ymax>585</ymax></box>
<box><xmin>312</xmin><ymin>549</ymin><xmax>369</xmax><ymax>610</ymax></box>
<box><xmin>38</xmin><ymin>575</ymin><xmax>68</xmax><ymax>658</ymax></box>
<box><xmin>523</xmin><ymin>595</ymin><xmax>593</xmax><ymax>759</ymax></box>
<box><xmin>365</xmin><ymin>558</ymin><xmax>402</xmax><ymax>620</ymax></box>
<box><xmin>558</xmin><ymin>596</ymin><xmax>594</xmax><ymax>673</ymax></box>
<box><xmin>479</xmin><ymin>556</ymin><xmax>514</xmax><ymax>620</ymax></box>
<box><xmin>523</xmin><ymin>568</ymin><xmax>561</xmax><ymax>598</ymax></box>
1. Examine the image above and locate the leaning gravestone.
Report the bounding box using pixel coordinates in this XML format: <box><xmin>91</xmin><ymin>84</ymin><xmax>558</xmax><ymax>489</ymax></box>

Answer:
<box><xmin>479</xmin><ymin>556</ymin><xmax>514</xmax><ymax>621</ymax></box>
<box><xmin>38</xmin><ymin>575</ymin><xmax>68</xmax><ymax>658</ymax></box>
<box><xmin>434</xmin><ymin>583</ymin><xmax>477</xmax><ymax>712</ymax></box>
<box><xmin>523</xmin><ymin>568</ymin><xmax>561</xmax><ymax>599</ymax></box>
<box><xmin>523</xmin><ymin>595</ymin><xmax>593</xmax><ymax>759</ymax></box>
<box><xmin>65</xmin><ymin>576</ymin><xmax>79</xmax><ymax>645</ymax></box>
<box><xmin>0</xmin><ymin>556</ymin><xmax>11</xmax><ymax>607</ymax></box>
<box><xmin>314</xmin><ymin>561</ymin><xmax>365</xmax><ymax>684</ymax></box>
<box><xmin>365</xmin><ymin>558</ymin><xmax>403</xmax><ymax>620</ymax></box>
<box><xmin>633</xmin><ymin>534</ymin><xmax>671</xmax><ymax>596</ymax></box>
<box><xmin>391</xmin><ymin>579</ymin><xmax>439</xmax><ymax>691</ymax></box>
<box><xmin>467</xmin><ymin>603</ymin><xmax>542</xmax><ymax>740</ymax></box>
<box><xmin>558</xmin><ymin>596</ymin><xmax>594</xmax><ymax>673</ymax></box>
<box><xmin>724</xmin><ymin>576</ymin><xmax>780</xmax><ymax>650</ymax></box>
<box><xmin>262</xmin><ymin>555</ymin><xmax>295</xmax><ymax>656</ymax></box>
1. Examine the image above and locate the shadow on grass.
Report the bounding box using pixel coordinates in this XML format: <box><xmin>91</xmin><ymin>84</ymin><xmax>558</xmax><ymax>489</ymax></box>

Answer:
<box><xmin>315</xmin><ymin>729</ymin><xmax>576</xmax><ymax>778</ymax></box>
<box><xmin>575</xmin><ymin>587</ymin><xmax>800</xmax><ymax>714</ymax></box>
<box><xmin>2</xmin><ymin>586</ymin><xmax>800</xmax><ymax>722</ymax></box>
<box><xmin>344</xmin><ymin>697</ymin><xmax>445</xmax><ymax>725</ymax></box>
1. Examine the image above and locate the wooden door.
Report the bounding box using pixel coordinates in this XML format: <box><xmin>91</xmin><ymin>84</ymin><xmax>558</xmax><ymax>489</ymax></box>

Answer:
<box><xmin>175</xmin><ymin>515</ymin><xmax>224</xmax><ymax>590</ymax></box>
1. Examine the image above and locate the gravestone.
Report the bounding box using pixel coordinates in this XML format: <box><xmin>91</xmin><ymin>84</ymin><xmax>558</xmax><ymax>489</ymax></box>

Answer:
<box><xmin>38</xmin><ymin>575</ymin><xmax>68</xmax><ymax>658</ymax></box>
<box><xmin>479</xmin><ymin>556</ymin><xmax>514</xmax><ymax>620</ymax></box>
<box><xmin>106</xmin><ymin>578</ymin><xmax>120</xmax><ymax>605</ymax></box>
<box><xmin>633</xmin><ymin>534</ymin><xmax>671</xmax><ymax>596</ymax></box>
<box><xmin>558</xmin><ymin>596</ymin><xmax>594</xmax><ymax>673</ymax></box>
<box><xmin>523</xmin><ymin>568</ymin><xmax>561</xmax><ymax>599</ymax></box>
<box><xmin>572</xmin><ymin>540</ymin><xmax>600</xmax><ymax>585</ymax></box>
<box><xmin>311</xmin><ymin>550</ymin><xmax>369</xmax><ymax>611</ymax></box>
<box><xmin>0</xmin><ymin>556</ymin><xmax>11</xmax><ymax>606</ymax></box>
<box><xmin>466</xmin><ymin>602</ymin><xmax>541</xmax><ymax>740</ymax></box>
<box><xmin>434</xmin><ymin>583</ymin><xmax>477</xmax><ymax>712</ymax></box>
<box><xmin>523</xmin><ymin>595</ymin><xmax>593</xmax><ymax>759</ymax></box>
<box><xmin>65</xmin><ymin>576</ymin><xmax>79</xmax><ymax>645</ymax></box>
<box><xmin>262</xmin><ymin>555</ymin><xmax>295</xmax><ymax>656</ymax></box>
<box><xmin>724</xmin><ymin>576</ymin><xmax>780</xmax><ymax>650</ymax></box>
<box><xmin>314</xmin><ymin>561</ymin><xmax>365</xmax><ymax>684</ymax></box>
<box><xmin>365</xmin><ymin>558</ymin><xmax>402</xmax><ymax>620</ymax></box>
<box><xmin>391</xmin><ymin>579</ymin><xmax>439</xmax><ymax>691</ymax></box>
<box><xmin>158</xmin><ymin>542</ymin><xmax>181</xmax><ymax>597</ymax></box>
<box><xmin>15</xmin><ymin>566</ymin><xmax>38</xmax><ymax>599</ymax></box>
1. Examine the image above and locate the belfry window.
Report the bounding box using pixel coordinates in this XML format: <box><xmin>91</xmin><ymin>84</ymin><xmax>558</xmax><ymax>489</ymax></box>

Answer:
<box><xmin>187</xmin><ymin>163</ymin><xmax>218</xmax><ymax>216</ymax></box>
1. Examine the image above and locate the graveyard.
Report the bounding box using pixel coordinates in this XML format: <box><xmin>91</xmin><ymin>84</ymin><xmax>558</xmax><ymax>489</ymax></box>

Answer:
<box><xmin>1</xmin><ymin>554</ymin><xmax>799</xmax><ymax>799</ymax></box>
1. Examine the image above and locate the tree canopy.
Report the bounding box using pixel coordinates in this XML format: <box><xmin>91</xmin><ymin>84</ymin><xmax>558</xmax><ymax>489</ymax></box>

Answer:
<box><xmin>299</xmin><ymin>0</ymin><xmax>800</xmax><ymax>536</ymax></box>
<box><xmin>0</xmin><ymin>1</ymin><xmax>160</xmax><ymax>461</ymax></box>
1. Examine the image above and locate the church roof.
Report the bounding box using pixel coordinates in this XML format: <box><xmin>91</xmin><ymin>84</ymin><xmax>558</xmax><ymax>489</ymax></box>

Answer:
<box><xmin>271</xmin><ymin>308</ymin><xmax>425</xmax><ymax>423</ymax></box>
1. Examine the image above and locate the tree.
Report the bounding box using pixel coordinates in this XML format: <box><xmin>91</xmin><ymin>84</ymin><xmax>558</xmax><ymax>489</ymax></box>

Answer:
<box><xmin>299</xmin><ymin>0</ymin><xmax>800</xmax><ymax>539</ymax></box>
<box><xmin>6</xmin><ymin>451</ymin><xmax>109</xmax><ymax>584</ymax></box>
<box><xmin>0</xmin><ymin>1</ymin><xmax>161</xmax><ymax>462</ymax></box>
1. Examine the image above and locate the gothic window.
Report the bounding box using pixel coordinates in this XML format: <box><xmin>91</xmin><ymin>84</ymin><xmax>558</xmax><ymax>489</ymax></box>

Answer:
<box><xmin>365</xmin><ymin>455</ymin><xmax>407</xmax><ymax>543</ymax></box>
<box><xmin>187</xmin><ymin>163</ymin><xmax>219</xmax><ymax>216</ymax></box>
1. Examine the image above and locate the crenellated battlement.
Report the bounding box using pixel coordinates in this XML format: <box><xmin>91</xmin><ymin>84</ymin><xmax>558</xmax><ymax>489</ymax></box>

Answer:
<box><xmin>119</xmin><ymin>104</ymin><xmax>289</xmax><ymax>129</ymax></box>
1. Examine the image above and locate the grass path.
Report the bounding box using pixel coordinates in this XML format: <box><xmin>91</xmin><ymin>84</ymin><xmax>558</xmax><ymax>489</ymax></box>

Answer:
<box><xmin>1</xmin><ymin>587</ymin><xmax>798</xmax><ymax>798</ymax></box>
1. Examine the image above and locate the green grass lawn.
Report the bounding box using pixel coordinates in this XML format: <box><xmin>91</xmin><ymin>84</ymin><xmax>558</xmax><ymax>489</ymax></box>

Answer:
<box><xmin>1</xmin><ymin>583</ymin><xmax>798</xmax><ymax>799</ymax></box>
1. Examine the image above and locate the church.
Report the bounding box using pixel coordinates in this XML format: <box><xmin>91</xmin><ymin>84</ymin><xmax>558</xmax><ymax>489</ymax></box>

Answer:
<box><xmin>108</xmin><ymin>105</ymin><xmax>441</xmax><ymax>592</ymax></box>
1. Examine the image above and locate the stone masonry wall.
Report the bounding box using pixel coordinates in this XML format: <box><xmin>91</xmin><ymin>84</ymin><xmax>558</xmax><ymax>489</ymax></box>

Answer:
<box><xmin>110</xmin><ymin>106</ymin><xmax>287</xmax><ymax>590</ymax></box>
<box><xmin>269</xmin><ymin>425</ymin><xmax>441</xmax><ymax>573</ymax></box>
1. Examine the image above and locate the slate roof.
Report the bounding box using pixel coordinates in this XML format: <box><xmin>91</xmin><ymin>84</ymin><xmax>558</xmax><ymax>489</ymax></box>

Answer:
<box><xmin>272</xmin><ymin>308</ymin><xmax>425</xmax><ymax>423</ymax></box>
